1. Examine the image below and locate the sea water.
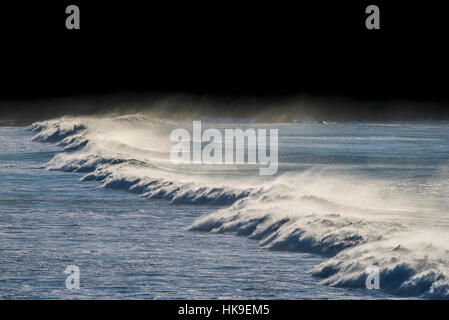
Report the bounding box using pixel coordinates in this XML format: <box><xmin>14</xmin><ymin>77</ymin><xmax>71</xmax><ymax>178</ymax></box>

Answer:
<box><xmin>2</xmin><ymin>116</ymin><xmax>449</xmax><ymax>299</ymax></box>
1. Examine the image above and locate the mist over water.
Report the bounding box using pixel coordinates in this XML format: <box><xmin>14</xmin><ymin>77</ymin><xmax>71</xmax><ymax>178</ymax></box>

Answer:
<box><xmin>2</xmin><ymin>94</ymin><xmax>449</xmax><ymax>124</ymax></box>
<box><xmin>19</xmin><ymin>114</ymin><xmax>449</xmax><ymax>299</ymax></box>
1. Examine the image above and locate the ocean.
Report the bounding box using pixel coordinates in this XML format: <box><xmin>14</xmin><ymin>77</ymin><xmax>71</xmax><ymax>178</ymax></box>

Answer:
<box><xmin>1</xmin><ymin>115</ymin><xmax>449</xmax><ymax>299</ymax></box>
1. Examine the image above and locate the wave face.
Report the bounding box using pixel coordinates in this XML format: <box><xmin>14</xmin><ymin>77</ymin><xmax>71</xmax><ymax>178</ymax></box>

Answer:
<box><xmin>30</xmin><ymin>116</ymin><xmax>449</xmax><ymax>299</ymax></box>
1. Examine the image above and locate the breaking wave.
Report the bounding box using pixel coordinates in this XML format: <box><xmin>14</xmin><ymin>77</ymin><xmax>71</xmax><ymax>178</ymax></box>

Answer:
<box><xmin>30</xmin><ymin>116</ymin><xmax>449</xmax><ymax>299</ymax></box>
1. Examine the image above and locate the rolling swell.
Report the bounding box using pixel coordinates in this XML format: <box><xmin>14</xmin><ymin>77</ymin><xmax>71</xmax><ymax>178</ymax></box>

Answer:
<box><xmin>189</xmin><ymin>196</ymin><xmax>449</xmax><ymax>298</ymax></box>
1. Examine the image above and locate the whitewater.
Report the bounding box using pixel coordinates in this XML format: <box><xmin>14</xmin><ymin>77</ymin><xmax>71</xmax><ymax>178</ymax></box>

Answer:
<box><xmin>3</xmin><ymin>114</ymin><xmax>449</xmax><ymax>299</ymax></box>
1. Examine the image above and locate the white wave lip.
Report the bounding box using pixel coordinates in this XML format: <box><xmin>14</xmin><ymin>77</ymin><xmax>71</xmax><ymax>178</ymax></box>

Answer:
<box><xmin>30</xmin><ymin>116</ymin><xmax>449</xmax><ymax>299</ymax></box>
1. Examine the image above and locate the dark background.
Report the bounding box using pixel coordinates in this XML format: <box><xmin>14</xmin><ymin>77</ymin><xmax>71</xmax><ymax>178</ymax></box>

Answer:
<box><xmin>1</xmin><ymin>1</ymin><xmax>449</xmax><ymax>119</ymax></box>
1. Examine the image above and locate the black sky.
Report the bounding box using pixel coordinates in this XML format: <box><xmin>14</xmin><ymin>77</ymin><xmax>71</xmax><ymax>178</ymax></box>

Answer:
<box><xmin>1</xmin><ymin>1</ymin><xmax>449</xmax><ymax>119</ymax></box>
